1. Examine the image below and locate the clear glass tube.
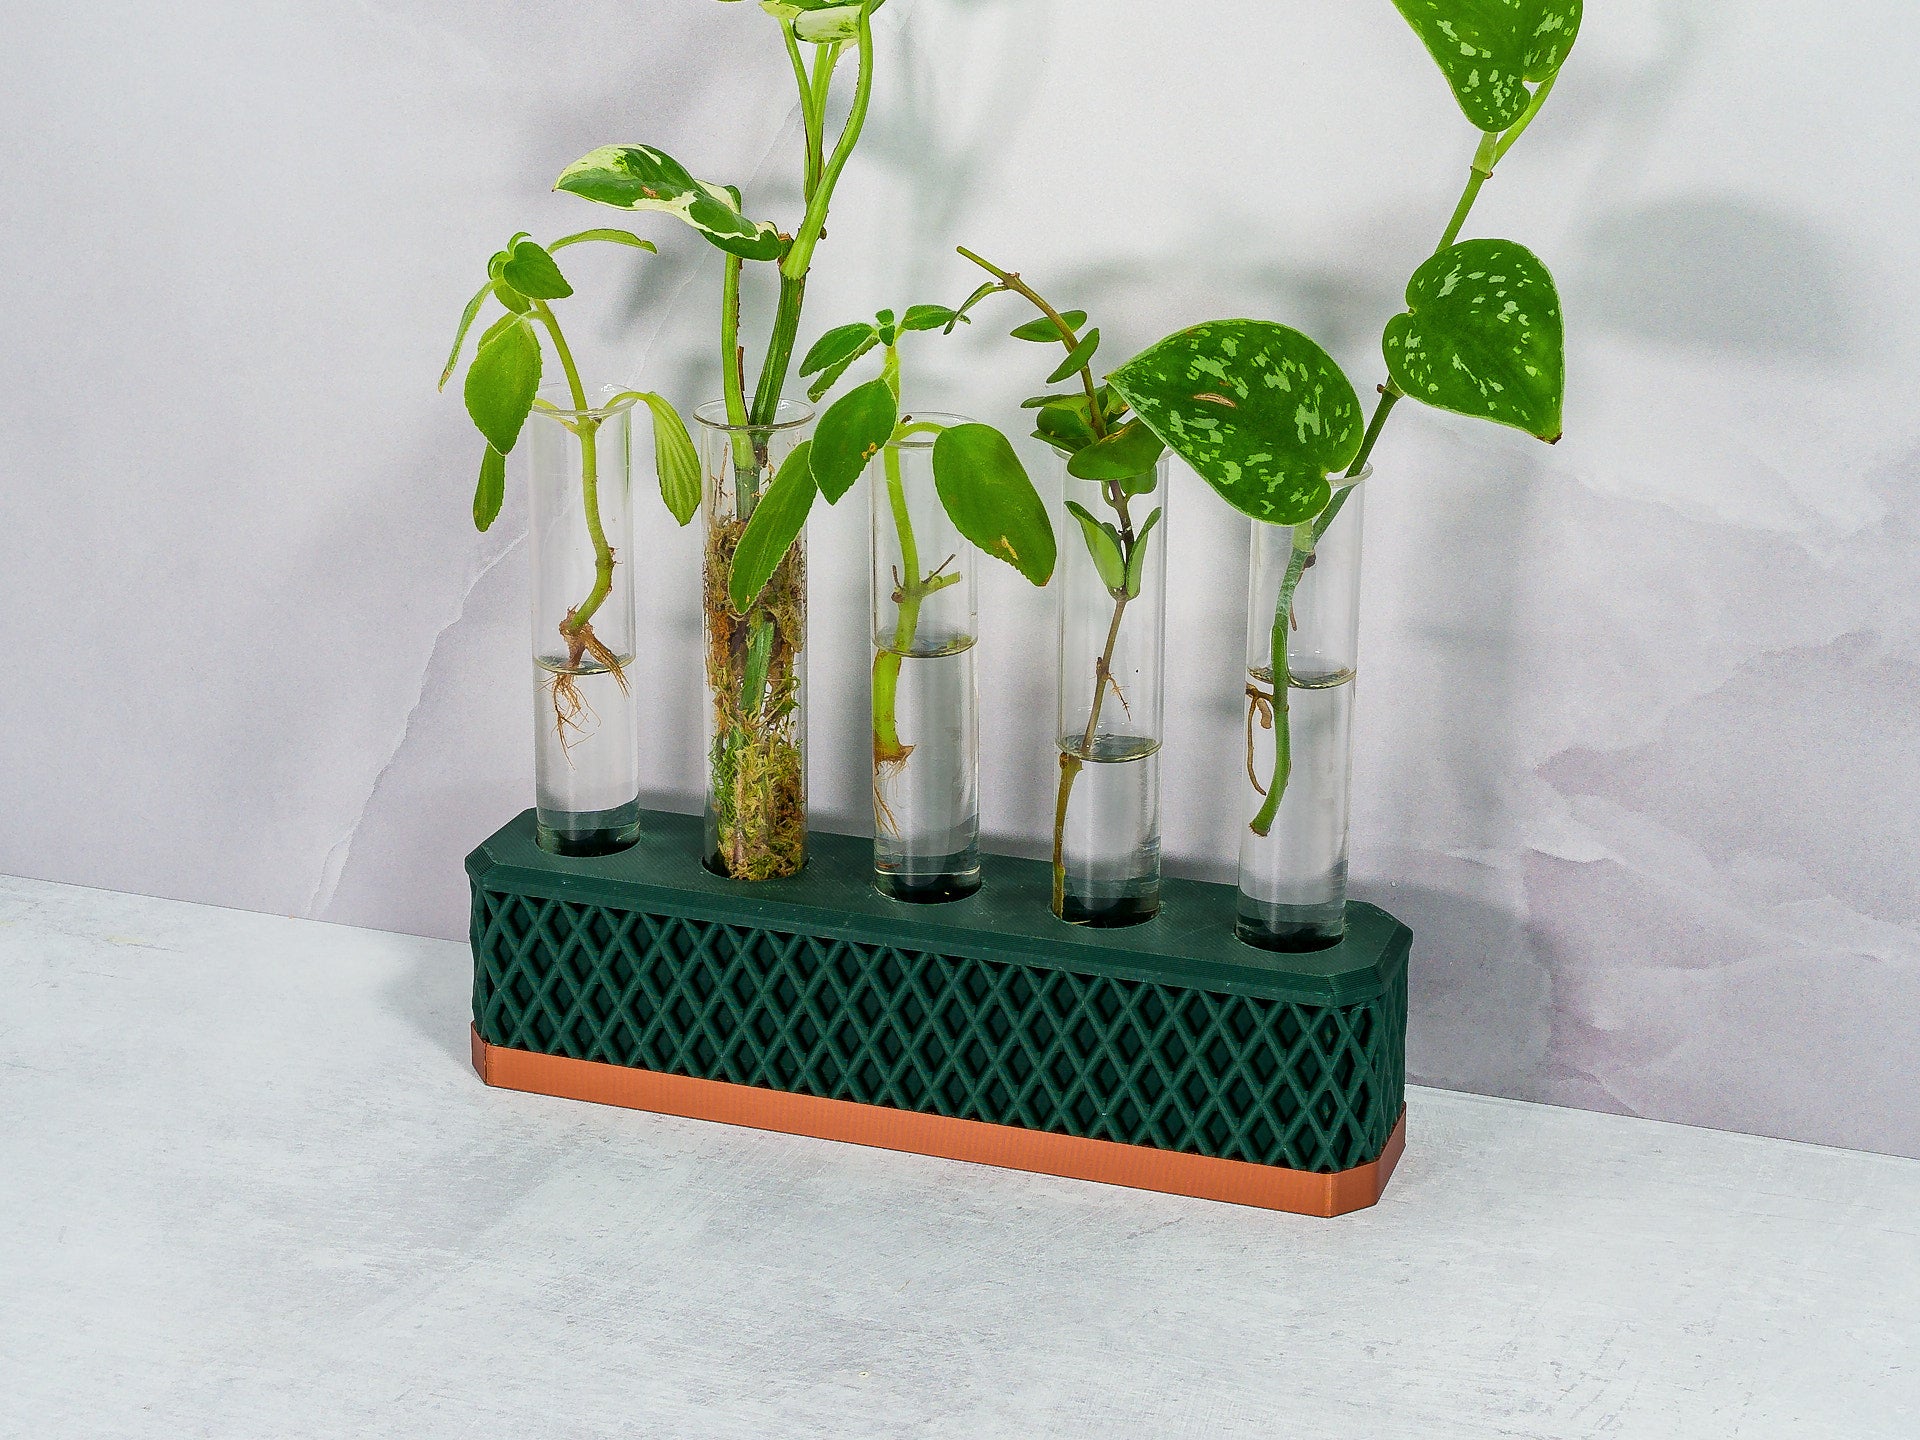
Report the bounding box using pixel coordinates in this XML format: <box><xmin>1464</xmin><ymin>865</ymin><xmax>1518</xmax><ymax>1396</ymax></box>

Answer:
<box><xmin>1053</xmin><ymin>454</ymin><xmax>1170</xmax><ymax>926</ymax></box>
<box><xmin>870</xmin><ymin>415</ymin><xmax>979</xmax><ymax>902</ymax></box>
<box><xmin>694</xmin><ymin>399</ymin><xmax>813</xmax><ymax>881</ymax></box>
<box><xmin>528</xmin><ymin>387</ymin><xmax>641</xmax><ymax>856</ymax></box>
<box><xmin>1237</xmin><ymin>470</ymin><xmax>1367</xmax><ymax>950</ymax></box>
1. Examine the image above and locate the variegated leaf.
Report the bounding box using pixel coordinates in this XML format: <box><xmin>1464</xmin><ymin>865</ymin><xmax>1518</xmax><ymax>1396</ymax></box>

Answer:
<box><xmin>1383</xmin><ymin>238</ymin><xmax>1564</xmax><ymax>441</ymax></box>
<box><xmin>1107</xmin><ymin>321</ymin><xmax>1363</xmax><ymax>526</ymax></box>
<box><xmin>555</xmin><ymin>145</ymin><xmax>781</xmax><ymax>262</ymax></box>
<box><xmin>1391</xmin><ymin>0</ymin><xmax>1582</xmax><ymax>132</ymax></box>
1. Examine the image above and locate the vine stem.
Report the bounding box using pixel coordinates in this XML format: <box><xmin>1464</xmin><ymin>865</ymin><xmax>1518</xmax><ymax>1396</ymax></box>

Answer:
<box><xmin>532</xmin><ymin>301</ymin><xmax>614</xmax><ymax>646</ymax></box>
<box><xmin>955</xmin><ymin>246</ymin><xmax>1108</xmax><ymax>439</ymax></box>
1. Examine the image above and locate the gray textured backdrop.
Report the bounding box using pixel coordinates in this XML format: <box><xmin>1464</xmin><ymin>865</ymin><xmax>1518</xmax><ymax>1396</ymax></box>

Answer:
<box><xmin>4</xmin><ymin>1</ymin><xmax>1916</xmax><ymax>1156</ymax></box>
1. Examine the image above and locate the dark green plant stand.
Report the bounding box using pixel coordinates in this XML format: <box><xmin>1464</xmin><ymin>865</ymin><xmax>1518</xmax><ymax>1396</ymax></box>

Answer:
<box><xmin>468</xmin><ymin>808</ymin><xmax>1409</xmax><ymax>1215</ymax></box>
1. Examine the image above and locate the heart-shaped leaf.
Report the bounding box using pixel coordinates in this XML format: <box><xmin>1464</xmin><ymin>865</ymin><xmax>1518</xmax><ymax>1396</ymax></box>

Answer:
<box><xmin>1066</xmin><ymin>418</ymin><xmax>1165</xmax><ymax>482</ymax></box>
<box><xmin>1108</xmin><ymin>320</ymin><xmax>1363</xmax><ymax>526</ymax></box>
<box><xmin>1011</xmin><ymin>310</ymin><xmax>1086</xmax><ymax>342</ymax></box>
<box><xmin>933</xmin><ymin>424</ymin><xmax>1056</xmax><ymax>585</ymax></box>
<box><xmin>555</xmin><ymin>145</ymin><xmax>782</xmax><ymax>262</ymax></box>
<box><xmin>1123</xmin><ymin>506</ymin><xmax>1162</xmax><ymax>599</ymax></box>
<box><xmin>810</xmin><ymin>378</ymin><xmax>897</xmax><ymax>502</ymax></box>
<box><xmin>1064</xmin><ymin>500</ymin><xmax>1126</xmax><ymax>593</ymax></box>
<box><xmin>463</xmin><ymin>316</ymin><xmax>541</xmax><ymax>456</ymax></box>
<box><xmin>729</xmin><ymin>441</ymin><xmax>816</xmax><ymax>613</ymax></box>
<box><xmin>500</xmin><ymin>237</ymin><xmax>572</xmax><ymax>300</ymax></box>
<box><xmin>1383</xmin><ymin>237</ymin><xmax>1564</xmax><ymax>441</ymax></box>
<box><xmin>1391</xmin><ymin>0</ymin><xmax>1583</xmax><ymax>132</ymax></box>
<box><xmin>473</xmin><ymin>445</ymin><xmax>506</xmax><ymax>532</ymax></box>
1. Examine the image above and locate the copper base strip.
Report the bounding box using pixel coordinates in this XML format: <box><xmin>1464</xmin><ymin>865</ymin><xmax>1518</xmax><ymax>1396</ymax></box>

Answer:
<box><xmin>471</xmin><ymin>1027</ymin><xmax>1403</xmax><ymax>1217</ymax></box>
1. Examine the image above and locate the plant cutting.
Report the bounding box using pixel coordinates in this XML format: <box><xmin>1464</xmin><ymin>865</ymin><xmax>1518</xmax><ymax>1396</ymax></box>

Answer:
<box><xmin>1107</xmin><ymin>0</ymin><xmax>1579</xmax><ymax>947</ymax></box>
<box><xmin>554</xmin><ymin>0</ymin><xmax>890</xmax><ymax>880</ymax></box>
<box><xmin>442</xmin><ymin>228</ymin><xmax>698</xmax><ymax>854</ymax></box>
<box><xmin>729</xmin><ymin>301</ymin><xmax>1055</xmax><ymax>898</ymax></box>
<box><xmin>943</xmin><ymin>249</ymin><xmax>1172</xmax><ymax>925</ymax></box>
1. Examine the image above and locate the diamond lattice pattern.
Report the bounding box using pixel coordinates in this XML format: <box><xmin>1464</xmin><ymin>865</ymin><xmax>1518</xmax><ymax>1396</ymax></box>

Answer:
<box><xmin>471</xmin><ymin>889</ymin><xmax>1404</xmax><ymax>1173</ymax></box>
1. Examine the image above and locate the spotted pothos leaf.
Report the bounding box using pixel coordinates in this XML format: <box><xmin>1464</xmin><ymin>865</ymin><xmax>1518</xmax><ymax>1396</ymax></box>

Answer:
<box><xmin>555</xmin><ymin>145</ymin><xmax>781</xmax><ymax>262</ymax></box>
<box><xmin>1391</xmin><ymin>0</ymin><xmax>1583</xmax><ymax>132</ymax></box>
<box><xmin>1107</xmin><ymin>321</ymin><xmax>1363</xmax><ymax>526</ymax></box>
<box><xmin>1383</xmin><ymin>238</ymin><xmax>1564</xmax><ymax>441</ymax></box>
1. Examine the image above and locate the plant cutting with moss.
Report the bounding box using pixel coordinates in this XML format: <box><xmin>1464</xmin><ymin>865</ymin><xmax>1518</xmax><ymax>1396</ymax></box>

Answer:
<box><xmin>553</xmin><ymin>0</ymin><xmax>890</xmax><ymax>878</ymax></box>
<box><xmin>944</xmin><ymin>248</ymin><xmax>1170</xmax><ymax>913</ymax></box>
<box><xmin>1108</xmin><ymin>0</ymin><xmax>1578</xmax><ymax>836</ymax></box>
<box><xmin>442</xmin><ymin>228</ymin><xmax>699</xmax><ymax>746</ymax></box>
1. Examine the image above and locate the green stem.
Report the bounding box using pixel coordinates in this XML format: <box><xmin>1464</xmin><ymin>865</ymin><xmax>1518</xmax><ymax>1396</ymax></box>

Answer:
<box><xmin>1437</xmin><ymin>131</ymin><xmax>1500</xmax><ymax>252</ymax></box>
<box><xmin>956</xmin><ymin>245</ymin><xmax>1107</xmax><ymax>437</ymax></box>
<box><xmin>750</xmin><ymin>270</ymin><xmax>806</xmax><ymax>428</ymax></box>
<box><xmin>784</xmin><ymin>28</ymin><xmax>823</xmax><ymax>196</ymax></box>
<box><xmin>782</xmin><ymin>9</ymin><xmax>874</xmax><ymax>282</ymax></box>
<box><xmin>1248</xmin><ymin>522</ymin><xmax>1318</xmax><ymax>836</ymax></box>
<box><xmin>532</xmin><ymin>302</ymin><xmax>616</xmax><ymax>645</ymax></box>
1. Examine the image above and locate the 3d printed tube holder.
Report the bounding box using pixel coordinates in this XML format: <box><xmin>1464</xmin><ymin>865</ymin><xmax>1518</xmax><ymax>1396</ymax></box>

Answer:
<box><xmin>468</xmin><ymin>808</ymin><xmax>1409</xmax><ymax>1216</ymax></box>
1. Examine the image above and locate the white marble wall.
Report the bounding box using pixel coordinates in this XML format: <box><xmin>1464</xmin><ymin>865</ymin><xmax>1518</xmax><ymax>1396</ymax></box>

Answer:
<box><xmin>4</xmin><ymin>1</ymin><xmax>1916</xmax><ymax>1155</ymax></box>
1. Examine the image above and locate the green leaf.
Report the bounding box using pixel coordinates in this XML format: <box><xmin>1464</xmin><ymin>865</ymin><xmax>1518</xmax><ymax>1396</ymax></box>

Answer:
<box><xmin>933</xmin><ymin>424</ymin><xmax>1057</xmax><ymax>585</ymax></box>
<box><xmin>874</xmin><ymin>308</ymin><xmax>898</xmax><ymax>346</ymax></box>
<box><xmin>729</xmin><ymin>441</ymin><xmax>816</xmax><ymax>613</ymax></box>
<box><xmin>1064</xmin><ymin>501</ymin><xmax>1126</xmax><ymax>593</ymax></box>
<box><xmin>463</xmin><ymin>316</ymin><xmax>541</xmax><ymax>456</ymax></box>
<box><xmin>755</xmin><ymin>0</ymin><xmax>888</xmax><ymax>43</ymax></box>
<box><xmin>810</xmin><ymin>378</ymin><xmax>897</xmax><ymax>502</ymax></box>
<box><xmin>800</xmin><ymin>322</ymin><xmax>879</xmax><ymax>377</ymax></box>
<box><xmin>1107</xmin><ymin>319</ymin><xmax>1362</xmax><ymax>526</ymax></box>
<box><xmin>946</xmin><ymin>280</ymin><xmax>1001</xmax><ymax>332</ymax></box>
<box><xmin>1383</xmin><ymin>237</ymin><xmax>1564</xmax><ymax>440</ymax></box>
<box><xmin>1011</xmin><ymin>310</ymin><xmax>1086</xmax><ymax>342</ymax></box>
<box><xmin>548</xmin><ymin>228</ymin><xmax>658</xmax><ymax>253</ymax></box>
<box><xmin>1046</xmin><ymin>328</ymin><xmax>1100</xmax><ymax>386</ymax></box>
<box><xmin>491</xmin><ymin>280</ymin><xmax>531</xmax><ymax>314</ymax></box>
<box><xmin>1066</xmin><ymin>418</ymin><xmax>1166</xmax><ymax>481</ymax></box>
<box><xmin>499</xmin><ymin>238</ymin><xmax>572</xmax><ymax>300</ymax></box>
<box><xmin>555</xmin><ymin>145</ymin><xmax>782</xmax><ymax>262</ymax></box>
<box><xmin>440</xmin><ymin>281</ymin><xmax>492</xmax><ymax>390</ymax></box>
<box><xmin>1123</xmin><ymin>506</ymin><xmax>1161</xmax><ymax>599</ymax></box>
<box><xmin>900</xmin><ymin>304</ymin><xmax>958</xmax><ymax>333</ymax></box>
<box><xmin>473</xmin><ymin>445</ymin><xmax>506</xmax><ymax>532</ymax></box>
<box><xmin>1391</xmin><ymin>0</ymin><xmax>1583</xmax><ymax>132</ymax></box>
<box><xmin>1033</xmin><ymin>399</ymin><xmax>1097</xmax><ymax>455</ymax></box>
<box><xmin>615</xmin><ymin>391</ymin><xmax>701</xmax><ymax>525</ymax></box>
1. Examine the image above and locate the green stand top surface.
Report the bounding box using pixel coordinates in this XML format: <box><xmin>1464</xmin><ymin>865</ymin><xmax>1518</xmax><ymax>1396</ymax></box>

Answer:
<box><xmin>468</xmin><ymin>809</ymin><xmax>1408</xmax><ymax>1009</ymax></box>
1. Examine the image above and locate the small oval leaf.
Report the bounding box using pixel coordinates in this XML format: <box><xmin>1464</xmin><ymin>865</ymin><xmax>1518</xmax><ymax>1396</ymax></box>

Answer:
<box><xmin>729</xmin><ymin>441</ymin><xmax>816</xmax><ymax>613</ymax></box>
<box><xmin>1046</xmin><ymin>327</ymin><xmax>1101</xmax><ymax>386</ymax></box>
<box><xmin>1066</xmin><ymin>418</ymin><xmax>1166</xmax><ymax>481</ymax></box>
<box><xmin>1011</xmin><ymin>310</ymin><xmax>1087</xmax><ymax>342</ymax></box>
<box><xmin>810</xmin><ymin>378</ymin><xmax>898</xmax><ymax>503</ymax></box>
<box><xmin>1107</xmin><ymin>319</ymin><xmax>1362</xmax><ymax>526</ymax></box>
<box><xmin>933</xmin><ymin>424</ymin><xmax>1057</xmax><ymax>585</ymax></box>
<box><xmin>1123</xmin><ymin>506</ymin><xmax>1161</xmax><ymax>599</ymax></box>
<box><xmin>473</xmin><ymin>445</ymin><xmax>507</xmax><ymax>532</ymax></box>
<box><xmin>1064</xmin><ymin>500</ymin><xmax>1126</xmax><ymax>593</ymax></box>
<box><xmin>1383</xmin><ymin>237</ymin><xmax>1565</xmax><ymax>441</ymax></box>
<box><xmin>463</xmin><ymin>317</ymin><xmax>541</xmax><ymax>455</ymax></box>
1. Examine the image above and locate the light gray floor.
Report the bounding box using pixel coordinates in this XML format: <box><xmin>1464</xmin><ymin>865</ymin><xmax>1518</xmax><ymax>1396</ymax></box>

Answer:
<box><xmin>2</xmin><ymin>873</ymin><xmax>1916</xmax><ymax>1439</ymax></box>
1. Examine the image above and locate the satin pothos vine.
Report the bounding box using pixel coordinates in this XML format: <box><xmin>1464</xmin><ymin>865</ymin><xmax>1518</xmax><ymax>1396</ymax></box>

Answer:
<box><xmin>1108</xmin><ymin>0</ymin><xmax>1579</xmax><ymax>834</ymax></box>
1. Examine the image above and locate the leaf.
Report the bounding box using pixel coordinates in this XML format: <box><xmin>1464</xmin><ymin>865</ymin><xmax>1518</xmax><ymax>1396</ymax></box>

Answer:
<box><xmin>1064</xmin><ymin>501</ymin><xmax>1126</xmax><ymax>593</ymax></box>
<box><xmin>729</xmin><ymin>441</ymin><xmax>816</xmax><ymax>613</ymax></box>
<box><xmin>548</xmin><ymin>228</ymin><xmax>658</xmax><ymax>253</ymax></box>
<box><xmin>1107</xmin><ymin>319</ymin><xmax>1362</xmax><ymax>526</ymax></box>
<box><xmin>946</xmin><ymin>280</ymin><xmax>1001</xmax><ymax>332</ymax></box>
<box><xmin>933</xmin><ymin>424</ymin><xmax>1057</xmax><ymax>585</ymax></box>
<box><xmin>499</xmin><ymin>237</ymin><xmax>572</xmax><ymax>300</ymax></box>
<box><xmin>491</xmin><ymin>280</ymin><xmax>532</xmax><ymax>314</ymax></box>
<box><xmin>900</xmin><ymin>304</ymin><xmax>958</xmax><ymax>333</ymax></box>
<box><xmin>755</xmin><ymin>0</ymin><xmax>887</xmax><ymax>43</ymax></box>
<box><xmin>1011</xmin><ymin>310</ymin><xmax>1086</xmax><ymax>342</ymax></box>
<box><xmin>800</xmin><ymin>322</ymin><xmax>880</xmax><ymax>377</ymax></box>
<box><xmin>1066</xmin><ymin>418</ymin><xmax>1165</xmax><ymax>481</ymax></box>
<box><xmin>810</xmin><ymin>378</ymin><xmax>897</xmax><ymax>502</ymax></box>
<box><xmin>874</xmin><ymin>308</ymin><xmax>898</xmax><ymax>346</ymax></box>
<box><xmin>615</xmin><ymin>391</ymin><xmax>701</xmax><ymax>525</ymax></box>
<box><xmin>1390</xmin><ymin>0</ymin><xmax>1583</xmax><ymax>132</ymax></box>
<box><xmin>1046</xmin><ymin>327</ymin><xmax>1100</xmax><ymax>386</ymax></box>
<box><xmin>473</xmin><ymin>445</ymin><xmax>506</xmax><ymax>532</ymax></box>
<box><xmin>555</xmin><ymin>145</ymin><xmax>782</xmax><ymax>262</ymax></box>
<box><xmin>1033</xmin><ymin>399</ymin><xmax>1097</xmax><ymax>455</ymax></box>
<box><xmin>1383</xmin><ymin>237</ymin><xmax>1564</xmax><ymax>440</ymax></box>
<box><xmin>463</xmin><ymin>316</ymin><xmax>541</xmax><ymax>456</ymax></box>
<box><xmin>1123</xmin><ymin>506</ymin><xmax>1161</xmax><ymax>599</ymax></box>
<box><xmin>440</xmin><ymin>281</ymin><xmax>492</xmax><ymax>390</ymax></box>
